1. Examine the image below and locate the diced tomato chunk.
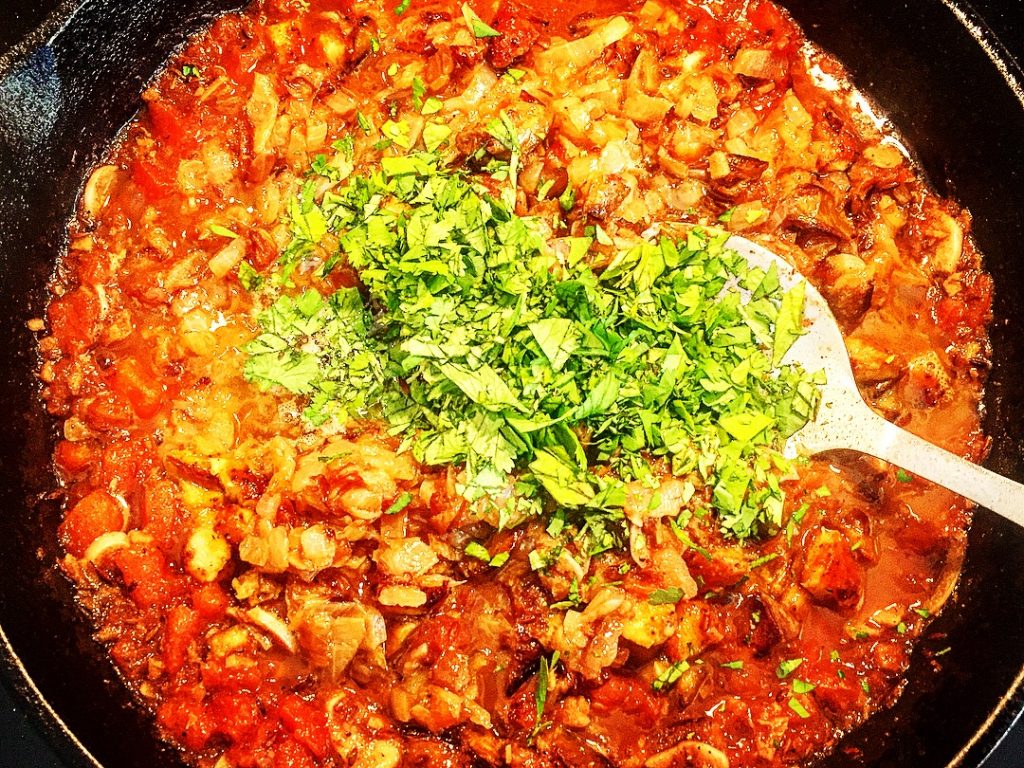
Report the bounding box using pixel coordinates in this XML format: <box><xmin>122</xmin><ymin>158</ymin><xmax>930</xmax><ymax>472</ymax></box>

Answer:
<box><xmin>106</xmin><ymin>356</ymin><xmax>166</xmax><ymax>418</ymax></box>
<box><xmin>590</xmin><ymin>675</ymin><xmax>661</xmax><ymax>725</ymax></box>
<box><xmin>146</xmin><ymin>100</ymin><xmax>190</xmax><ymax>151</ymax></box>
<box><xmin>48</xmin><ymin>287</ymin><xmax>99</xmax><ymax>355</ymax></box>
<box><xmin>486</xmin><ymin>0</ymin><xmax>541</xmax><ymax>69</ymax></box>
<box><xmin>141</xmin><ymin>477</ymin><xmax>187</xmax><ymax>551</ymax></box>
<box><xmin>131</xmin><ymin>155</ymin><xmax>176</xmax><ymax>201</ymax></box>
<box><xmin>59</xmin><ymin>489</ymin><xmax>124</xmax><ymax>557</ymax></box>
<box><xmin>163</xmin><ymin>605</ymin><xmax>201</xmax><ymax>676</ymax></box>
<box><xmin>99</xmin><ymin>438</ymin><xmax>147</xmax><ymax>493</ymax></box>
<box><xmin>936</xmin><ymin>272</ymin><xmax>992</xmax><ymax>335</ymax></box>
<box><xmin>111</xmin><ymin>544</ymin><xmax>185</xmax><ymax>608</ymax></box>
<box><xmin>272</xmin><ymin>737</ymin><xmax>316</xmax><ymax>768</ymax></box>
<box><xmin>82</xmin><ymin>391</ymin><xmax>135</xmax><ymax>429</ymax></box>
<box><xmin>210</xmin><ymin>690</ymin><xmax>261</xmax><ymax>742</ymax></box>
<box><xmin>278</xmin><ymin>695</ymin><xmax>331</xmax><ymax>759</ymax></box>
<box><xmin>54</xmin><ymin>439</ymin><xmax>95</xmax><ymax>474</ymax></box>
<box><xmin>158</xmin><ymin>693</ymin><xmax>212</xmax><ymax>752</ymax></box>
<box><xmin>192</xmin><ymin>583</ymin><xmax>230</xmax><ymax>620</ymax></box>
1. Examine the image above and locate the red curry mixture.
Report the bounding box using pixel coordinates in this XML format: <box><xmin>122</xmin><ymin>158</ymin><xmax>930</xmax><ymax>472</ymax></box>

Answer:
<box><xmin>38</xmin><ymin>0</ymin><xmax>993</xmax><ymax>766</ymax></box>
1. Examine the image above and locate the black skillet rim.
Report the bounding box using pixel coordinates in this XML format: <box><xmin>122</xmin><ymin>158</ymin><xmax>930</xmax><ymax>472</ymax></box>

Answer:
<box><xmin>1</xmin><ymin>0</ymin><xmax>1023</xmax><ymax>766</ymax></box>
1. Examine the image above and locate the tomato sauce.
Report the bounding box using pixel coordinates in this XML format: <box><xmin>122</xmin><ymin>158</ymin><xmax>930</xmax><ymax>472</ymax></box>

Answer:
<box><xmin>38</xmin><ymin>0</ymin><xmax>991</xmax><ymax>766</ymax></box>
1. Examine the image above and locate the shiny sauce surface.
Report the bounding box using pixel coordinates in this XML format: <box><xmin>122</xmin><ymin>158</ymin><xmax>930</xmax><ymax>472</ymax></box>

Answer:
<box><xmin>40</xmin><ymin>0</ymin><xmax>992</xmax><ymax>766</ymax></box>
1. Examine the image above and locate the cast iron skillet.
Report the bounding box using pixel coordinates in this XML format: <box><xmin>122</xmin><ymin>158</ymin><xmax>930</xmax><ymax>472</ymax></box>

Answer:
<box><xmin>1</xmin><ymin>1</ymin><xmax>1023</xmax><ymax>766</ymax></box>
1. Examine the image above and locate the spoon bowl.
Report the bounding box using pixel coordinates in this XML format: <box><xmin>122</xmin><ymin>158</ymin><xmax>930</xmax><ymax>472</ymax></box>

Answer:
<box><xmin>726</xmin><ymin>234</ymin><xmax>1024</xmax><ymax>530</ymax></box>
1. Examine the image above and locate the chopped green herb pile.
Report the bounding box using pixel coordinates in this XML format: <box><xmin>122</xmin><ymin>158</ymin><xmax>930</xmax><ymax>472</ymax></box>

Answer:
<box><xmin>243</xmin><ymin>136</ymin><xmax>821</xmax><ymax>545</ymax></box>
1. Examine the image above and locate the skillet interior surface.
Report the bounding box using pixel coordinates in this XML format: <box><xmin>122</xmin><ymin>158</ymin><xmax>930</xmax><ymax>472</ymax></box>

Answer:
<box><xmin>1</xmin><ymin>0</ymin><xmax>1022</xmax><ymax>766</ymax></box>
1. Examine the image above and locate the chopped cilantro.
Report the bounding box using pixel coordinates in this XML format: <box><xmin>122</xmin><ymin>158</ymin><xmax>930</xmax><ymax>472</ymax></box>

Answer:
<box><xmin>180</xmin><ymin>63</ymin><xmax>200</xmax><ymax>79</ymax></box>
<box><xmin>772</xmin><ymin>282</ymin><xmax>806</xmax><ymax>366</ymax></box>
<box><xmin>242</xmin><ymin>143</ymin><xmax>821</xmax><ymax>546</ymax></box>
<box><xmin>489</xmin><ymin>551</ymin><xmax>510</xmax><ymax>567</ymax></box>
<box><xmin>558</xmin><ymin>185</ymin><xmax>576</xmax><ymax>212</ymax></box>
<box><xmin>653</xmin><ymin>660</ymin><xmax>690</xmax><ymax>692</ymax></box>
<box><xmin>896</xmin><ymin>468</ymin><xmax>913</xmax><ymax>482</ymax></box>
<box><xmin>411</xmin><ymin>77</ymin><xmax>426</xmax><ymax>111</ymax></box>
<box><xmin>649</xmin><ymin>587</ymin><xmax>685</xmax><ymax>605</ymax></box>
<box><xmin>384</xmin><ymin>491</ymin><xmax>414</xmax><ymax>515</ymax></box>
<box><xmin>534</xmin><ymin>651</ymin><xmax>559</xmax><ymax>735</ymax></box>
<box><xmin>461</xmin><ymin>3</ymin><xmax>501</xmax><ymax>38</ymax></box>
<box><xmin>528</xmin><ymin>549</ymin><xmax>549</xmax><ymax>571</ymax></box>
<box><xmin>421</xmin><ymin>96</ymin><xmax>443</xmax><ymax>115</ymax></box>
<box><xmin>394</xmin><ymin>0</ymin><xmax>411</xmax><ymax>14</ymax></box>
<box><xmin>550</xmin><ymin>578</ymin><xmax>581</xmax><ymax>609</ymax></box>
<box><xmin>465</xmin><ymin>541</ymin><xmax>491</xmax><ymax>561</ymax></box>
<box><xmin>776</xmin><ymin>658</ymin><xmax>804</xmax><ymax>678</ymax></box>
<box><xmin>788</xmin><ymin>697</ymin><xmax>811</xmax><ymax>719</ymax></box>
<box><xmin>333</xmin><ymin>135</ymin><xmax>355</xmax><ymax>157</ymax></box>
<box><xmin>238</xmin><ymin>262</ymin><xmax>263</xmax><ymax>292</ymax></box>
<box><xmin>208</xmin><ymin>223</ymin><xmax>238</xmax><ymax>239</ymax></box>
<box><xmin>749</xmin><ymin>553</ymin><xmax>779</xmax><ymax>569</ymax></box>
<box><xmin>422</xmin><ymin>122</ymin><xmax>451</xmax><ymax>152</ymax></box>
<box><xmin>381</xmin><ymin>119</ymin><xmax>411</xmax><ymax>149</ymax></box>
<box><xmin>791</xmin><ymin>678</ymin><xmax>816</xmax><ymax>694</ymax></box>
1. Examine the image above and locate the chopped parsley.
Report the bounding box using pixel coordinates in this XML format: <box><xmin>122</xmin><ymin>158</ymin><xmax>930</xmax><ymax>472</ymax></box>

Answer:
<box><xmin>421</xmin><ymin>96</ymin><xmax>443</xmax><ymax>115</ymax></box>
<box><xmin>749</xmin><ymin>552</ymin><xmax>780</xmax><ymax>569</ymax></box>
<box><xmin>791</xmin><ymin>678</ymin><xmax>816</xmax><ymax>694</ymax></box>
<box><xmin>653</xmin><ymin>660</ymin><xmax>690</xmax><ymax>692</ymax></box>
<box><xmin>242</xmin><ymin>131</ymin><xmax>821</xmax><ymax>548</ymax></box>
<box><xmin>649</xmin><ymin>587</ymin><xmax>685</xmax><ymax>605</ymax></box>
<box><xmin>776</xmin><ymin>658</ymin><xmax>804</xmax><ymax>678</ymax></box>
<box><xmin>461</xmin><ymin>3</ymin><xmax>501</xmax><ymax>38</ymax></box>
<box><xmin>411</xmin><ymin>77</ymin><xmax>426</xmax><ymax>111</ymax></box>
<box><xmin>534</xmin><ymin>651</ymin><xmax>559</xmax><ymax>735</ymax></box>
<box><xmin>384</xmin><ymin>491</ymin><xmax>414</xmax><ymax>515</ymax></box>
<box><xmin>489</xmin><ymin>551</ymin><xmax>510</xmax><ymax>567</ymax></box>
<box><xmin>208</xmin><ymin>223</ymin><xmax>238</xmax><ymax>239</ymax></box>
<box><xmin>788</xmin><ymin>697</ymin><xmax>811</xmax><ymax>719</ymax></box>
<box><xmin>465</xmin><ymin>541</ymin><xmax>491</xmax><ymax>561</ymax></box>
<box><xmin>238</xmin><ymin>262</ymin><xmax>263</xmax><ymax>292</ymax></box>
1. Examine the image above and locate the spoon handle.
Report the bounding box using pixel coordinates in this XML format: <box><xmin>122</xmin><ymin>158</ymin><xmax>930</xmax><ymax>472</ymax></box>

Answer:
<box><xmin>853</xmin><ymin>407</ymin><xmax>1024</xmax><ymax>529</ymax></box>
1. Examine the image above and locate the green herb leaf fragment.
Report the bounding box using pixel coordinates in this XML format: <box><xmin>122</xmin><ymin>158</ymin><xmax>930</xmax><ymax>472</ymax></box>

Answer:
<box><xmin>776</xmin><ymin>658</ymin><xmax>804</xmax><ymax>678</ymax></box>
<box><xmin>461</xmin><ymin>3</ymin><xmax>502</xmax><ymax>37</ymax></box>
<box><xmin>649</xmin><ymin>587</ymin><xmax>685</xmax><ymax>605</ymax></box>
<box><xmin>788</xmin><ymin>697</ymin><xmax>812</xmax><ymax>719</ymax></box>
<box><xmin>653</xmin><ymin>660</ymin><xmax>690</xmax><ymax>692</ymax></box>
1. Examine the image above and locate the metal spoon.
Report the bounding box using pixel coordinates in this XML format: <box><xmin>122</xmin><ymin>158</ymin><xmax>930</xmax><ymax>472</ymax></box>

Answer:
<box><xmin>726</xmin><ymin>234</ymin><xmax>1024</xmax><ymax>530</ymax></box>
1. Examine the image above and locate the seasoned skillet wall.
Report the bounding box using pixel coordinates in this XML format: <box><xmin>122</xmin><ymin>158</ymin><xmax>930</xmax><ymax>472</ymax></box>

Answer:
<box><xmin>1</xmin><ymin>3</ymin><xmax>246</xmax><ymax>767</ymax></box>
<box><xmin>1</xmin><ymin>1</ymin><xmax>1023</xmax><ymax>768</ymax></box>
